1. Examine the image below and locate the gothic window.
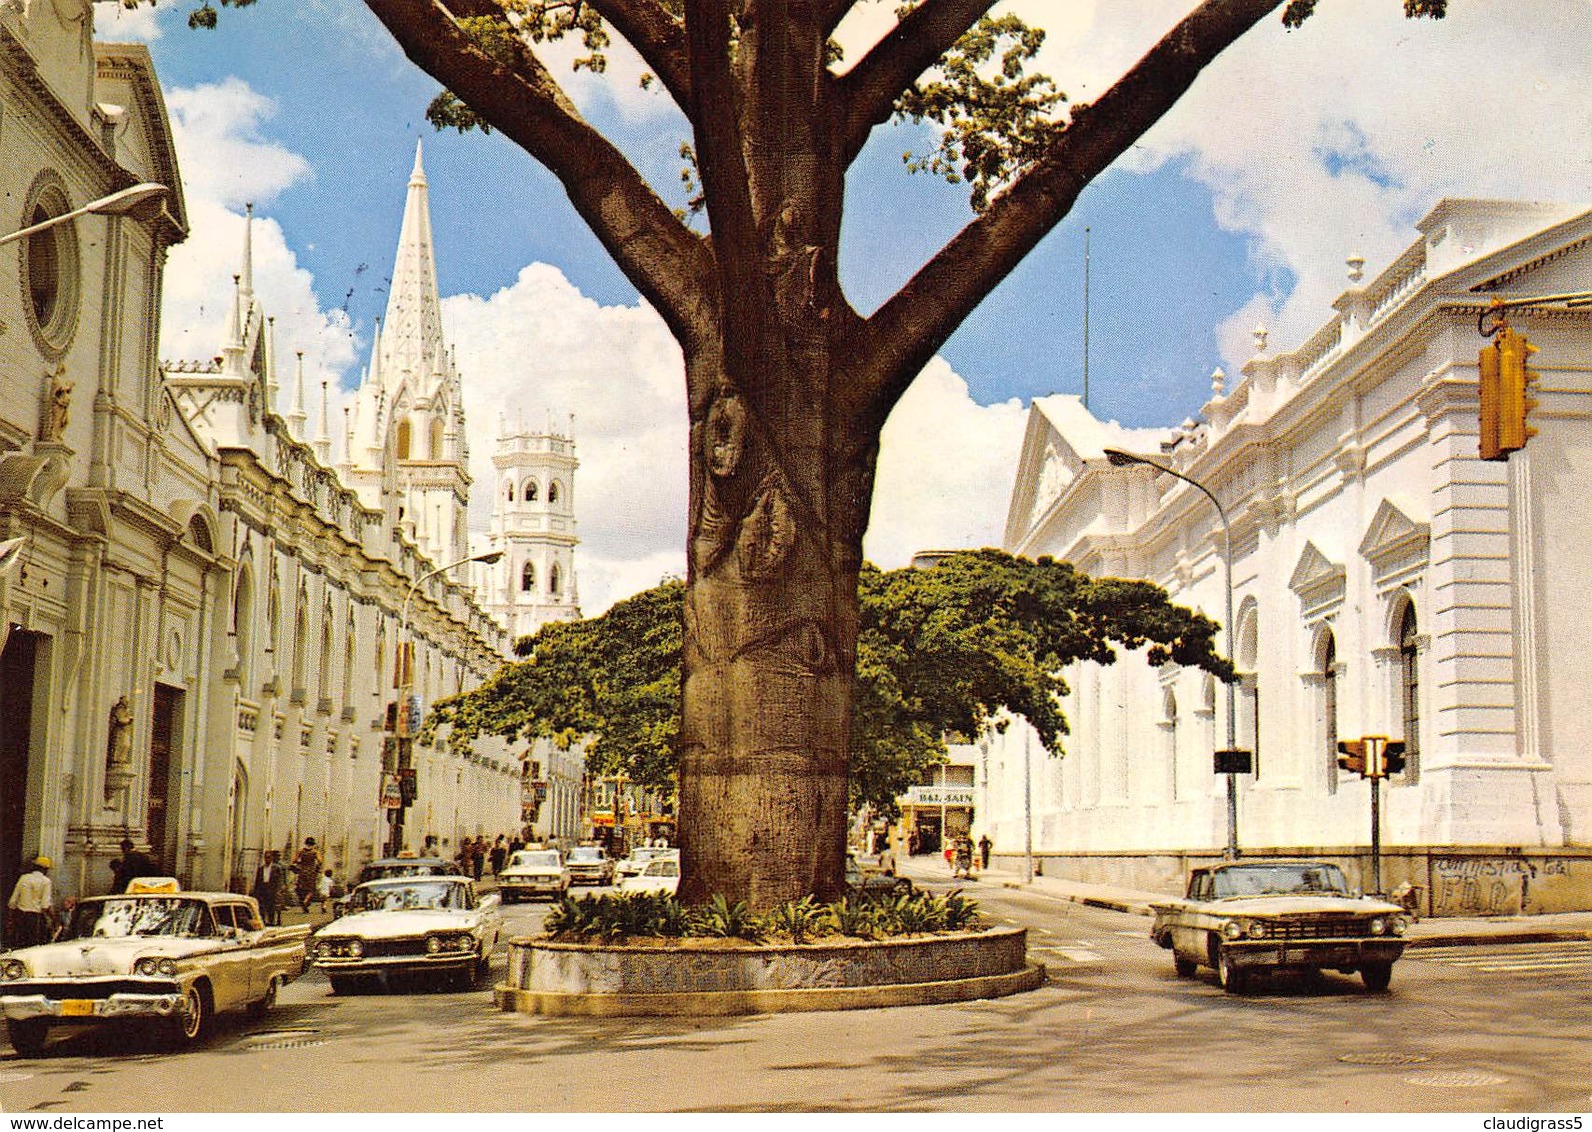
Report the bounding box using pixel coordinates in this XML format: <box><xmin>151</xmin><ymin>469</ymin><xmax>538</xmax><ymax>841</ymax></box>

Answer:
<box><xmin>1236</xmin><ymin>604</ymin><xmax>1259</xmax><ymax>778</ymax></box>
<box><xmin>374</xmin><ymin>621</ymin><xmax>387</xmax><ymax>692</ymax></box>
<box><xmin>396</xmin><ymin>419</ymin><xmax>412</xmax><ymax>459</ymax></box>
<box><xmin>520</xmin><ymin>562</ymin><xmax>535</xmax><ymax>593</ymax></box>
<box><xmin>549</xmin><ymin>481</ymin><xmax>561</xmax><ymax>504</ymax></box>
<box><xmin>232</xmin><ymin>567</ymin><xmax>254</xmax><ymax>688</ymax></box>
<box><xmin>1398</xmin><ymin>601</ymin><xmax>1420</xmax><ymax>783</ymax></box>
<box><xmin>1322</xmin><ymin>631</ymin><xmax>1339</xmax><ymax>794</ymax></box>
<box><xmin>318</xmin><ymin>601</ymin><xmax>335</xmax><ymax>703</ymax></box>
<box><xmin>505</xmin><ymin>480</ymin><xmax>515</xmax><ymax>503</ymax></box>
<box><xmin>343</xmin><ymin>609</ymin><xmax>357</xmax><ymax>709</ymax></box>
<box><xmin>523</xmin><ymin>481</ymin><xmax>538</xmax><ymax>503</ymax></box>
<box><xmin>430</xmin><ymin>418</ymin><xmax>445</xmax><ymax>459</ymax></box>
<box><xmin>550</xmin><ymin>563</ymin><xmax>562</xmax><ymax>595</ymax></box>
<box><xmin>188</xmin><ymin>516</ymin><xmax>214</xmax><ymax>555</ymax></box>
<box><xmin>292</xmin><ymin>591</ymin><xmax>309</xmax><ymax>695</ymax></box>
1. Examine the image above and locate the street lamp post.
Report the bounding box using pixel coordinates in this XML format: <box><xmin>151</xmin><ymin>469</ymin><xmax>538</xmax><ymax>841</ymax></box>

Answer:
<box><xmin>0</xmin><ymin>183</ymin><xmax>168</xmax><ymax>247</ymax></box>
<box><xmin>1104</xmin><ymin>448</ymin><xmax>1241</xmax><ymax>859</ymax></box>
<box><xmin>389</xmin><ymin>549</ymin><xmax>503</xmax><ymax>856</ymax></box>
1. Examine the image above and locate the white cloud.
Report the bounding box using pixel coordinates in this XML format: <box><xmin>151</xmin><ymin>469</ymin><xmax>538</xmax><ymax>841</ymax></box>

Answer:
<box><xmin>164</xmin><ymin>79</ymin><xmax>312</xmax><ymax>211</ymax></box>
<box><xmin>92</xmin><ymin>1</ymin><xmax>161</xmax><ymax>41</ymax></box>
<box><xmin>865</xmin><ymin>360</ymin><xmax>1027</xmax><ymax>568</ymax></box>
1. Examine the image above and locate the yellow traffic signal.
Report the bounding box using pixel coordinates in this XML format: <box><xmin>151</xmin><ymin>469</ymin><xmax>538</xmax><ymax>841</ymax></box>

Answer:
<box><xmin>1381</xmin><ymin>740</ymin><xmax>1407</xmax><ymax>776</ymax></box>
<box><xmin>1497</xmin><ymin>327</ymin><xmax>1539</xmax><ymax>454</ymax></box>
<box><xmin>1478</xmin><ymin>338</ymin><xmax>1503</xmax><ymax>461</ymax></box>
<box><xmin>1336</xmin><ymin>739</ymin><xmax>1366</xmax><ymax>777</ymax></box>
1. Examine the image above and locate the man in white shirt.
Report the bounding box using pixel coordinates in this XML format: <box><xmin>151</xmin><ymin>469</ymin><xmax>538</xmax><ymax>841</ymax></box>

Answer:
<box><xmin>6</xmin><ymin>856</ymin><xmax>55</xmax><ymax>947</ymax></box>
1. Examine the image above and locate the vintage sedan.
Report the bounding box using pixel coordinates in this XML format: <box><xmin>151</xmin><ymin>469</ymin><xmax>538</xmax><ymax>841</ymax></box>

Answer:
<box><xmin>1150</xmin><ymin>859</ymin><xmax>1409</xmax><ymax>994</ymax></box>
<box><xmin>309</xmin><ymin>875</ymin><xmax>501</xmax><ymax>993</ymax></box>
<box><xmin>565</xmin><ymin>845</ymin><xmax>614</xmax><ymax>886</ymax></box>
<box><xmin>0</xmin><ymin>882</ymin><xmax>307</xmax><ymax>1056</ymax></box>
<box><xmin>497</xmin><ymin>849</ymin><xmax>570</xmax><ymax>903</ymax></box>
<box><xmin>614</xmin><ymin>846</ymin><xmax>675</xmax><ymax>881</ymax></box>
<box><xmin>617</xmin><ymin>856</ymin><xmax>680</xmax><ymax>895</ymax></box>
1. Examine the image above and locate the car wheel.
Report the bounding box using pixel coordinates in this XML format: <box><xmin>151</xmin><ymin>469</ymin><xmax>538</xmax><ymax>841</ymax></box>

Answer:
<box><xmin>1360</xmin><ymin>962</ymin><xmax>1393</xmax><ymax>993</ymax></box>
<box><xmin>7</xmin><ymin>1019</ymin><xmax>48</xmax><ymax>1058</ymax></box>
<box><xmin>247</xmin><ymin>975</ymin><xmax>281</xmax><ymax>1020</ymax></box>
<box><xmin>168</xmin><ymin>982</ymin><xmax>210</xmax><ymax>1047</ymax></box>
<box><xmin>1173</xmin><ymin>954</ymin><xmax>1198</xmax><ymax>979</ymax></box>
<box><xmin>1217</xmin><ymin>949</ymin><xmax>1248</xmax><ymax>995</ymax></box>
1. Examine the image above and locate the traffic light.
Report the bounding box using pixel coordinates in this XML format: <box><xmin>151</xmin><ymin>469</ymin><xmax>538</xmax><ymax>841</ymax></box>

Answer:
<box><xmin>1478</xmin><ymin>337</ymin><xmax>1503</xmax><ymax>460</ymax></box>
<box><xmin>1381</xmin><ymin>740</ymin><xmax>1407</xmax><ymax>776</ymax></box>
<box><xmin>1336</xmin><ymin>739</ymin><xmax>1366</xmax><ymax>777</ymax></box>
<box><xmin>1497</xmin><ymin>327</ymin><xmax>1539</xmax><ymax>454</ymax></box>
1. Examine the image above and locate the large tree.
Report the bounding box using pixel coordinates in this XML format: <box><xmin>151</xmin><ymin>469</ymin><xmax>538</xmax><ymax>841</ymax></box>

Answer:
<box><xmin>426</xmin><ymin>551</ymin><xmax>1232</xmax><ymax>850</ymax></box>
<box><xmin>177</xmin><ymin>0</ymin><xmax>1444</xmax><ymax>907</ymax></box>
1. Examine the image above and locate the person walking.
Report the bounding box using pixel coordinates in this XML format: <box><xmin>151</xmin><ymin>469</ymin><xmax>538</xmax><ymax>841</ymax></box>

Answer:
<box><xmin>316</xmin><ymin>869</ymin><xmax>335</xmax><ymax>913</ymax></box>
<box><xmin>489</xmin><ymin>835</ymin><xmax>507</xmax><ymax>876</ymax></box>
<box><xmin>109</xmin><ymin>839</ymin><xmax>158</xmax><ymax>893</ymax></box>
<box><xmin>291</xmin><ymin>838</ymin><xmax>323</xmax><ymax>913</ymax></box>
<box><xmin>6</xmin><ymin>856</ymin><xmax>55</xmax><ymax>948</ymax></box>
<box><xmin>978</xmin><ymin>834</ymin><xmax>993</xmax><ymax>871</ymax></box>
<box><xmin>251</xmin><ymin>850</ymin><xmax>287</xmax><ymax>925</ymax></box>
<box><xmin>943</xmin><ymin>840</ymin><xmax>955</xmax><ymax>872</ymax></box>
<box><xmin>472</xmin><ymin>837</ymin><xmax>486</xmax><ymax>881</ymax></box>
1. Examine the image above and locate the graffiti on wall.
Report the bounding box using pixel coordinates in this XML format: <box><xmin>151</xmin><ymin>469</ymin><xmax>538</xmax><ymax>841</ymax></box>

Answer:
<box><xmin>1431</xmin><ymin>857</ymin><xmax>1570</xmax><ymax>917</ymax></box>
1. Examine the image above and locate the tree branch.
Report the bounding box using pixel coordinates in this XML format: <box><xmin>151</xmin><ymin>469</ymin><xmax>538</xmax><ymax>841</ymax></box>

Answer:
<box><xmin>366</xmin><ymin>0</ymin><xmax>716</xmax><ymax>348</ymax></box>
<box><xmin>850</xmin><ymin>0</ymin><xmax>1284</xmax><ymax>423</ymax></box>
<box><xmin>835</xmin><ymin>0</ymin><xmax>996</xmax><ymax>165</ymax></box>
<box><xmin>587</xmin><ymin>0</ymin><xmax>693</xmax><ymax>109</ymax></box>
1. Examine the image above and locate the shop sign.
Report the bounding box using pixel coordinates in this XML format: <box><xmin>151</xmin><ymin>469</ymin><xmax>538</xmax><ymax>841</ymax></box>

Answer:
<box><xmin>380</xmin><ymin>774</ymin><xmax>403</xmax><ymax>809</ymax></box>
<box><xmin>905</xmin><ymin>785</ymin><xmax>975</xmax><ymax>807</ymax></box>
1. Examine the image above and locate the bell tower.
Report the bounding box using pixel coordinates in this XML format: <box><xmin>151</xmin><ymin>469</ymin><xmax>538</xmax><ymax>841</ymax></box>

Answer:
<box><xmin>483</xmin><ymin>413</ymin><xmax>581</xmax><ymax>641</ymax></box>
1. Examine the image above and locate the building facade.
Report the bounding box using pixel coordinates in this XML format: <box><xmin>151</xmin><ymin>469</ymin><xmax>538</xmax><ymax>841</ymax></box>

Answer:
<box><xmin>0</xmin><ymin>5</ymin><xmax>547</xmax><ymax>924</ymax></box>
<box><xmin>986</xmin><ymin>199</ymin><xmax>1592</xmax><ymax>915</ymax></box>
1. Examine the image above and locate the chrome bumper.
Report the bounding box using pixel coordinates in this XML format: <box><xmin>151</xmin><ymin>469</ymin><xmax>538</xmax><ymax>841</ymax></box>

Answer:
<box><xmin>313</xmin><ymin>953</ymin><xmax>475</xmax><ymax>974</ymax></box>
<box><xmin>1224</xmin><ymin>939</ymin><xmax>1406</xmax><ymax>969</ymax></box>
<box><xmin>1</xmin><ymin>992</ymin><xmax>185</xmax><ymax>1022</ymax></box>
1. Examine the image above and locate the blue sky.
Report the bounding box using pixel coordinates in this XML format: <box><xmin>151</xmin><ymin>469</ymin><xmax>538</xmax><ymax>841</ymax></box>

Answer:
<box><xmin>98</xmin><ymin>1</ymin><xmax>1592</xmax><ymax>612</ymax></box>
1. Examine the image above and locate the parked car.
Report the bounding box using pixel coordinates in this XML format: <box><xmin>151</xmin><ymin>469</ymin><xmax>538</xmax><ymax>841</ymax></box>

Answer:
<box><xmin>354</xmin><ymin>856</ymin><xmax>455</xmax><ymax>886</ymax></box>
<box><xmin>617</xmin><ymin>856</ymin><xmax>681</xmax><ymax>896</ymax></box>
<box><xmin>0</xmin><ymin>881</ymin><xmax>307</xmax><ymax>1056</ymax></box>
<box><xmin>310</xmin><ymin>876</ymin><xmax>502</xmax><ymax>994</ymax></box>
<box><xmin>1150</xmin><ymin>859</ymin><xmax>1409</xmax><ymax>994</ymax></box>
<box><xmin>565</xmin><ymin>846</ymin><xmax>615</xmax><ymax>886</ymax></box>
<box><xmin>845</xmin><ymin>855</ymin><xmax>912</xmax><ymax>899</ymax></box>
<box><xmin>497</xmin><ymin>849</ymin><xmax>570</xmax><ymax>903</ymax></box>
<box><xmin>615</xmin><ymin>846</ymin><xmax>676</xmax><ymax>880</ymax></box>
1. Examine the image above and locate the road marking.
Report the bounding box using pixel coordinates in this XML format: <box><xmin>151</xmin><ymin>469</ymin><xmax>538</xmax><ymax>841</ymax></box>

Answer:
<box><xmin>1030</xmin><ymin>945</ymin><xmax>1103</xmax><ymax>962</ymax></box>
<box><xmin>1416</xmin><ymin>942</ymin><xmax>1592</xmax><ymax>975</ymax></box>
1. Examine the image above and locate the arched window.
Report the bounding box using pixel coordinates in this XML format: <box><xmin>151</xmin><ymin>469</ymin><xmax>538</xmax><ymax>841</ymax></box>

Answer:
<box><xmin>1236</xmin><ymin>604</ymin><xmax>1259</xmax><ymax>778</ymax></box>
<box><xmin>1398</xmin><ymin>602</ymin><xmax>1420</xmax><ymax>783</ymax></box>
<box><xmin>374</xmin><ymin>621</ymin><xmax>388</xmax><ymax>693</ymax></box>
<box><xmin>1162</xmin><ymin>688</ymin><xmax>1179</xmax><ymax>803</ymax></box>
<box><xmin>232</xmin><ymin>567</ymin><xmax>254</xmax><ymax>687</ymax></box>
<box><xmin>318</xmin><ymin>601</ymin><xmax>335</xmax><ymax>704</ymax></box>
<box><xmin>1322</xmin><ymin>631</ymin><xmax>1339</xmax><ymax>793</ymax></box>
<box><xmin>549</xmin><ymin>563</ymin><xmax>562</xmax><ymax>595</ymax></box>
<box><xmin>523</xmin><ymin>481</ymin><xmax>538</xmax><ymax>503</ymax></box>
<box><xmin>505</xmin><ymin>480</ymin><xmax>515</xmax><ymax>503</ymax></box>
<box><xmin>292</xmin><ymin>591</ymin><xmax>309</xmax><ymax>695</ymax></box>
<box><xmin>343</xmin><ymin>609</ymin><xmax>357</xmax><ymax>709</ymax></box>
<box><xmin>548</xmin><ymin>481</ymin><xmax>561</xmax><ymax>504</ymax></box>
<box><xmin>430</xmin><ymin>418</ymin><xmax>445</xmax><ymax>459</ymax></box>
<box><xmin>520</xmin><ymin>561</ymin><xmax>535</xmax><ymax>593</ymax></box>
<box><xmin>396</xmin><ymin>419</ymin><xmax>412</xmax><ymax>459</ymax></box>
<box><xmin>188</xmin><ymin>516</ymin><xmax>214</xmax><ymax>555</ymax></box>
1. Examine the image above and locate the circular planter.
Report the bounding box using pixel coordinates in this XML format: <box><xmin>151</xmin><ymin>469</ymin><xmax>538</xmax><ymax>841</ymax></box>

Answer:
<box><xmin>493</xmin><ymin>925</ymin><xmax>1044</xmax><ymax>1016</ymax></box>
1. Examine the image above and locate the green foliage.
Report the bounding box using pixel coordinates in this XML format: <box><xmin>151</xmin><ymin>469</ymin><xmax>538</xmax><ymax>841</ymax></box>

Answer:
<box><xmin>425</xmin><ymin>553</ymin><xmax>1232</xmax><ymax>811</ymax></box>
<box><xmin>894</xmin><ymin>14</ymin><xmax>1067</xmax><ymax>212</ymax></box>
<box><xmin>824</xmin><ymin>895</ymin><xmax>885</xmax><ymax>941</ymax></box>
<box><xmin>544</xmin><ymin>891</ymin><xmax>689</xmax><ymax>938</ymax></box>
<box><xmin>689</xmin><ymin>894</ymin><xmax>764</xmax><ymax>941</ymax></box>
<box><xmin>763</xmin><ymin>896</ymin><xmax>826</xmax><ymax>944</ymax></box>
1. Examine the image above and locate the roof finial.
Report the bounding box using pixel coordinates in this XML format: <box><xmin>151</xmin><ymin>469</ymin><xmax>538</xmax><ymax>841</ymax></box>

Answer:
<box><xmin>288</xmin><ymin>350</ymin><xmax>308</xmax><ymax>440</ymax></box>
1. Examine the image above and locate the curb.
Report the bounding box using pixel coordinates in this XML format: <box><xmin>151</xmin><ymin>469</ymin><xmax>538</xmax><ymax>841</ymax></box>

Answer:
<box><xmin>493</xmin><ymin>963</ymin><xmax>1047</xmax><ymax>1017</ymax></box>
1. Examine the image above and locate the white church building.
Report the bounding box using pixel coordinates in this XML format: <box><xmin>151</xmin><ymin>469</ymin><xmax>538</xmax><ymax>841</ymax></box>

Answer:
<box><xmin>981</xmin><ymin>198</ymin><xmax>1592</xmax><ymax>916</ymax></box>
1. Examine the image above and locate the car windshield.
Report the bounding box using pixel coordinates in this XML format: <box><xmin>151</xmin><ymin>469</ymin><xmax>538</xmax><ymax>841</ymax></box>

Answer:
<box><xmin>360</xmin><ymin>862</ymin><xmax>447</xmax><ymax>882</ymax></box>
<box><xmin>510</xmin><ymin>851</ymin><xmax>560</xmax><ymax>869</ymax></box>
<box><xmin>643</xmin><ymin>860</ymin><xmax>679</xmax><ymax>877</ymax></box>
<box><xmin>67</xmin><ymin>897</ymin><xmax>212</xmax><ymax>940</ymax></box>
<box><xmin>569</xmin><ymin>849</ymin><xmax>604</xmax><ymax>863</ymax></box>
<box><xmin>629</xmin><ymin>848</ymin><xmax>664</xmax><ymax>863</ymax></box>
<box><xmin>349</xmin><ymin>880</ymin><xmax>469</xmax><ymax>912</ymax></box>
<box><xmin>1211</xmin><ymin>863</ymin><xmax>1350</xmax><ymax>898</ymax></box>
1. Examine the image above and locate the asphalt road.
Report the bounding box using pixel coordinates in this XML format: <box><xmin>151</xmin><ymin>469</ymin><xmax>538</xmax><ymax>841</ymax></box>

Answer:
<box><xmin>2</xmin><ymin>878</ymin><xmax>1589</xmax><ymax>1113</ymax></box>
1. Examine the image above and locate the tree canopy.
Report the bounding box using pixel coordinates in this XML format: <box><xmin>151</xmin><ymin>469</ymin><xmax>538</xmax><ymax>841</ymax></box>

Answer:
<box><xmin>424</xmin><ymin>551</ymin><xmax>1234</xmax><ymax>814</ymax></box>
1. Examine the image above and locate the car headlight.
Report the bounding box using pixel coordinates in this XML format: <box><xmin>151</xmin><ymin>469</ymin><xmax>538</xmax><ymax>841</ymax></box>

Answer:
<box><xmin>425</xmin><ymin>935</ymin><xmax>442</xmax><ymax>955</ymax></box>
<box><xmin>1222</xmin><ymin>919</ymin><xmax>1244</xmax><ymax>940</ymax></box>
<box><xmin>1</xmin><ymin>959</ymin><xmax>27</xmax><ymax>980</ymax></box>
<box><xmin>1246</xmin><ymin>921</ymin><xmax>1268</xmax><ymax>939</ymax></box>
<box><xmin>1369</xmin><ymin>917</ymin><xmax>1387</xmax><ymax>936</ymax></box>
<box><xmin>1391</xmin><ymin>915</ymin><xmax>1409</xmax><ymax>936</ymax></box>
<box><xmin>347</xmin><ymin>940</ymin><xmax>362</xmax><ymax>958</ymax></box>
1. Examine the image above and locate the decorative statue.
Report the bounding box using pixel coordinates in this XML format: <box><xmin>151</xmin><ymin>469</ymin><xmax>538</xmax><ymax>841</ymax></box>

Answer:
<box><xmin>42</xmin><ymin>373</ymin><xmax>72</xmax><ymax>443</ymax></box>
<box><xmin>106</xmin><ymin>695</ymin><xmax>133</xmax><ymax>772</ymax></box>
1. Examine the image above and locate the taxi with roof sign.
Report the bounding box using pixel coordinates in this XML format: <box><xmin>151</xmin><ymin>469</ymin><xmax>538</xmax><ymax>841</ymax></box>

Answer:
<box><xmin>0</xmin><ymin>880</ymin><xmax>307</xmax><ymax>1057</ymax></box>
<box><xmin>309</xmin><ymin>873</ymin><xmax>501</xmax><ymax>993</ymax></box>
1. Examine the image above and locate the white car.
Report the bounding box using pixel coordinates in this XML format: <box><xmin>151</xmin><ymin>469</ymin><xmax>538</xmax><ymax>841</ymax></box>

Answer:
<box><xmin>615</xmin><ymin>846</ymin><xmax>676</xmax><ymax>880</ymax></box>
<box><xmin>0</xmin><ymin>882</ymin><xmax>307</xmax><ymax>1056</ymax></box>
<box><xmin>497</xmin><ymin>849</ymin><xmax>570</xmax><ymax>903</ymax></box>
<box><xmin>617</xmin><ymin>856</ymin><xmax>680</xmax><ymax>896</ymax></box>
<box><xmin>309</xmin><ymin>876</ymin><xmax>502</xmax><ymax>993</ymax></box>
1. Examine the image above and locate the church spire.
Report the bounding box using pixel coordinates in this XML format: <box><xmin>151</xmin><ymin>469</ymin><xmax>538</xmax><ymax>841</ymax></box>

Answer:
<box><xmin>288</xmin><ymin>350</ymin><xmax>307</xmax><ymax>440</ymax></box>
<box><xmin>240</xmin><ymin>202</ymin><xmax>255</xmax><ymax>303</ymax></box>
<box><xmin>380</xmin><ymin>139</ymin><xmax>446</xmax><ymax>390</ymax></box>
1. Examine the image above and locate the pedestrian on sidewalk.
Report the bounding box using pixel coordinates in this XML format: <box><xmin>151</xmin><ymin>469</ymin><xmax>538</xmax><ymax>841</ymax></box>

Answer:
<box><xmin>251</xmin><ymin>850</ymin><xmax>287</xmax><ymax>926</ymax></box>
<box><xmin>6</xmin><ymin>856</ymin><xmax>55</xmax><ymax>948</ymax></box>
<box><xmin>317</xmin><ymin>869</ymin><xmax>334</xmax><ymax>912</ymax></box>
<box><xmin>109</xmin><ymin>839</ymin><xmax>158</xmax><ymax>893</ymax></box>
<box><xmin>489</xmin><ymin>835</ymin><xmax>507</xmax><ymax>876</ymax></box>
<box><xmin>978</xmin><ymin>835</ymin><xmax>992</xmax><ymax>871</ymax></box>
<box><xmin>291</xmin><ymin>838</ymin><xmax>323</xmax><ymax>913</ymax></box>
<box><xmin>943</xmin><ymin>841</ymin><xmax>955</xmax><ymax>872</ymax></box>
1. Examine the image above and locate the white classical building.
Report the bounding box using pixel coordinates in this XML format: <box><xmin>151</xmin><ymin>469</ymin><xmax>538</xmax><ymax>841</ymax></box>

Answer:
<box><xmin>983</xmin><ymin>199</ymin><xmax>1592</xmax><ymax>915</ymax></box>
<box><xmin>0</xmin><ymin>3</ymin><xmax>571</xmax><ymax>919</ymax></box>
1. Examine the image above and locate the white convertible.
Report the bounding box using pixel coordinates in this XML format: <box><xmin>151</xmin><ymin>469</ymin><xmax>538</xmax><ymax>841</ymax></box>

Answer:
<box><xmin>309</xmin><ymin>875</ymin><xmax>501</xmax><ymax>993</ymax></box>
<box><xmin>0</xmin><ymin>881</ymin><xmax>307</xmax><ymax>1056</ymax></box>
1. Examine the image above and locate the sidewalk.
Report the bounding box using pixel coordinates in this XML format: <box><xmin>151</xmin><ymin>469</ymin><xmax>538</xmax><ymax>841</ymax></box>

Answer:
<box><xmin>900</xmin><ymin>855</ymin><xmax>1592</xmax><ymax>948</ymax></box>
